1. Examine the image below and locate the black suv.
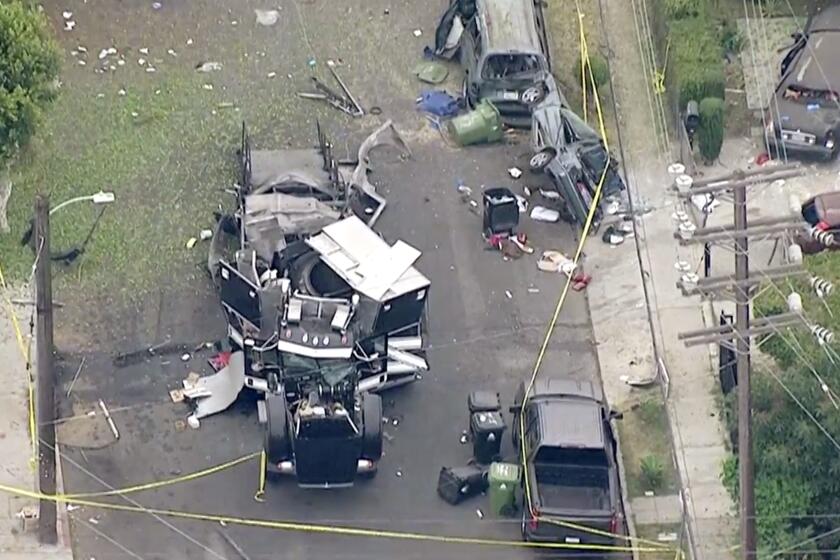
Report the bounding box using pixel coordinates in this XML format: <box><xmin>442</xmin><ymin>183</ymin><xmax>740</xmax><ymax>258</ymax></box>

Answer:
<box><xmin>766</xmin><ymin>4</ymin><xmax>840</xmax><ymax>160</ymax></box>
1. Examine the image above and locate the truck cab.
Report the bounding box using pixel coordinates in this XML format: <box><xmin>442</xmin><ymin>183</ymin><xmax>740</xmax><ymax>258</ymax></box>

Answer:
<box><xmin>511</xmin><ymin>377</ymin><xmax>623</xmax><ymax>546</ymax></box>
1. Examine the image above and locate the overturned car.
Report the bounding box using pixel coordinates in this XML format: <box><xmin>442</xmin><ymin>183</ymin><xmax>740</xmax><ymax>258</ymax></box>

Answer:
<box><xmin>201</xmin><ymin>121</ymin><xmax>430</xmax><ymax>487</ymax></box>
<box><xmin>528</xmin><ymin>100</ymin><xmax>626</xmax><ymax>230</ymax></box>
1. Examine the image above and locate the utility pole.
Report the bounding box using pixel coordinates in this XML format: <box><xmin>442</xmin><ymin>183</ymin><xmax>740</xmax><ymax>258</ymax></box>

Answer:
<box><xmin>671</xmin><ymin>164</ymin><xmax>807</xmax><ymax>560</ymax></box>
<box><xmin>34</xmin><ymin>194</ymin><xmax>56</xmax><ymax>545</ymax></box>
<box><xmin>732</xmin><ymin>177</ymin><xmax>756</xmax><ymax>559</ymax></box>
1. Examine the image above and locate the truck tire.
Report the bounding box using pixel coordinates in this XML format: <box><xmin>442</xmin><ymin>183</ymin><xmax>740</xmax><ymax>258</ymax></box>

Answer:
<box><xmin>264</xmin><ymin>394</ymin><xmax>290</xmax><ymax>464</ymax></box>
<box><xmin>362</xmin><ymin>393</ymin><xmax>383</xmax><ymax>462</ymax></box>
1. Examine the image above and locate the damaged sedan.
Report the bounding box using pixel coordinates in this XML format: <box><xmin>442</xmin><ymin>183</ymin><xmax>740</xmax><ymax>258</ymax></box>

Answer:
<box><xmin>528</xmin><ymin>100</ymin><xmax>626</xmax><ymax>230</ymax></box>
<box><xmin>434</xmin><ymin>0</ymin><xmax>563</xmax><ymax>127</ymax></box>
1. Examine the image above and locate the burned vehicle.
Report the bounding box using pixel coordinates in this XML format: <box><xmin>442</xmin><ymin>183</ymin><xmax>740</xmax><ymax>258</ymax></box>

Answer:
<box><xmin>433</xmin><ymin>0</ymin><xmax>562</xmax><ymax>127</ymax></box>
<box><xmin>528</xmin><ymin>101</ymin><xmax>625</xmax><ymax>229</ymax></box>
<box><xmin>201</xmin><ymin>121</ymin><xmax>430</xmax><ymax>487</ymax></box>
<box><xmin>766</xmin><ymin>3</ymin><xmax>840</xmax><ymax>161</ymax></box>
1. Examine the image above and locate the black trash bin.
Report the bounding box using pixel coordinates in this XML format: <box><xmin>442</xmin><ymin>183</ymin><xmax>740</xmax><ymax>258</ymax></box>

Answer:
<box><xmin>437</xmin><ymin>465</ymin><xmax>488</xmax><ymax>505</ymax></box>
<box><xmin>482</xmin><ymin>188</ymin><xmax>519</xmax><ymax>237</ymax></box>
<box><xmin>468</xmin><ymin>391</ymin><xmax>501</xmax><ymax>414</ymax></box>
<box><xmin>470</xmin><ymin>411</ymin><xmax>506</xmax><ymax>464</ymax></box>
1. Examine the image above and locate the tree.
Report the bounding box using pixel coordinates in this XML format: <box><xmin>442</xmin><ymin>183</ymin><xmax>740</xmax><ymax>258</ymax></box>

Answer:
<box><xmin>697</xmin><ymin>97</ymin><xmax>725</xmax><ymax>163</ymax></box>
<box><xmin>0</xmin><ymin>1</ymin><xmax>61</xmax><ymax>165</ymax></box>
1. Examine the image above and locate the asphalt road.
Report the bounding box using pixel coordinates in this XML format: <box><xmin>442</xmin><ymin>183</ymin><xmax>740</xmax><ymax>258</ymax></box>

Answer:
<box><xmin>50</xmin><ymin>1</ymin><xmax>609</xmax><ymax>559</ymax></box>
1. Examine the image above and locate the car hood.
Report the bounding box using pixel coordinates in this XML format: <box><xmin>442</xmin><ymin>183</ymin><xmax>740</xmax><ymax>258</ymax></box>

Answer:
<box><xmin>773</xmin><ymin>96</ymin><xmax>840</xmax><ymax>137</ymax></box>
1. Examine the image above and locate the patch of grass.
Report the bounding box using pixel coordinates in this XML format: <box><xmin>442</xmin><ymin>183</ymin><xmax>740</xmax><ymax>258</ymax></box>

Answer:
<box><xmin>618</xmin><ymin>395</ymin><xmax>680</xmax><ymax>498</ymax></box>
<box><xmin>636</xmin><ymin>523</ymin><xmax>689</xmax><ymax>560</ymax></box>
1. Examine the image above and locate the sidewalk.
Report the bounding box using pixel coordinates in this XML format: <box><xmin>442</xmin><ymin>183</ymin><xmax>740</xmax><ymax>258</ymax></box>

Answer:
<box><xmin>0</xmin><ymin>284</ymin><xmax>73</xmax><ymax>560</ymax></box>
<box><xmin>587</xmin><ymin>0</ymin><xmax>738</xmax><ymax>558</ymax></box>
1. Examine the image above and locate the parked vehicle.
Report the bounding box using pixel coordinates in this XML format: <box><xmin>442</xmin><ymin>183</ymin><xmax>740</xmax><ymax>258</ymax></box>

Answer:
<box><xmin>511</xmin><ymin>377</ymin><xmax>623</xmax><ymax>546</ymax></box>
<box><xmin>766</xmin><ymin>4</ymin><xmax>840</xmax><ymax>161</ymax></box>
<box><xmin>434</xmin><ymin>0</ymin><xmax>563</xmax><ymax>127</ymax></box>
<box><xmin>529</xmin><ymin>102</ymin><xmax>625</xmax><ymax>229</ymax></box>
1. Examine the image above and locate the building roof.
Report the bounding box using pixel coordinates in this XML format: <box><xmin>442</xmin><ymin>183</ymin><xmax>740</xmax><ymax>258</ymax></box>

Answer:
<box><xmin>306</xmin><ymin>216</ymin><xmax>430</xmax><ymax>303</ymax></box>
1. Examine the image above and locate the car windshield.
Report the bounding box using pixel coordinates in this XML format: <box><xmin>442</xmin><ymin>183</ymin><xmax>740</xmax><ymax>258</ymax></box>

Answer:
<box><xmin>481</xmin><ymin>54</ymin><xmax>544</xmax><ymax>80</ymax></box>
<box><xmin>281</xmin><ymin>353</ymin><xmax>356</xmax><ymax>386</ymax></box>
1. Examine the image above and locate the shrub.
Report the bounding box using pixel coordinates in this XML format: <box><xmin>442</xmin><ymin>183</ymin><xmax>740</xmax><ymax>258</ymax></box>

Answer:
<box><xmin>573</xmin><ymin>54</ymin><xmax>610</xmax><ymax>94</ymax></box>
<box><xmin>640</xmin><ymin>454</ymin><xmax>665</xmax><ymax>490</ymax></box>
<box><xmin>698</xmin><ymin>97</ymin><xmax>725</xmax><ymax>162</ymax></box>
<box><xmin>0</xmin><ymin>2</ymin><xmax>61</xmax><ymax>164</ymax></box>
<box><xmin>664</xmin><ymin>0</ymin><xmax>703</xmax><ymax>19</ymax></box>
<box><xmin>719</xmin><ymin>19</ymin><xmax>745</xmax><ymax>55</ymax></box>
<box><xmin>670</xmin><ymin>17</ymin><xmax>726</xmax><ymax>108</ymax></box>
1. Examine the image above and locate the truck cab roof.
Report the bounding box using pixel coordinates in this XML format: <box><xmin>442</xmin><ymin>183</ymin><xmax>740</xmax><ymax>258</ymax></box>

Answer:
<box><xmin>537</xmin><ymin>399</ymin><xmax>606</xmax><ymax>449</ymax></box>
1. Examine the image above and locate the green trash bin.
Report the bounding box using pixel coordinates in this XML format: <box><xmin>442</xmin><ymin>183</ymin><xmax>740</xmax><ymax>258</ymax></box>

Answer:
<box><xmin>488</xmin><ymin>462</ymin><xmax>521</xmax><ymax>516</ymax></box>
<box><xmin>447</xmin><ymin>100</ymin><xmax>504</xmax><ymax>146</ymax></box>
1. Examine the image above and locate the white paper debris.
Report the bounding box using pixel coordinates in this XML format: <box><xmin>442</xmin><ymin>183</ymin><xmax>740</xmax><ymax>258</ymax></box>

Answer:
<box><xmin>255</xmin><ymin>9</ymin><xmax>280</xmax><ymax>26</ymax></box>
<box><xmin>202</xmin><ymin>84</ymin><xmax>214</xmax><ymax>90</ymax></box>
<box><xmin>267</xmin><ymin>71</ymin><xmax>277</xmax><ymax>78</ymax></box>
<box><xmin>196</xmin><ymin>61</ymin><xmax>222</xmax><ymax>73</ymax></box>
<box><xmin>64</xmin><ymin>20</ymin><xmax>76</xmax><ymax>31</ymax></box>
<box><xmin>98</xmin><ymin>49</ymin><xmax>109</xmax><ymax>60</ymax></box>
<box><xmin>186</xmin><ymin>38</ymin><xmax>194</xmax><ymax>46</ymax></box>
<box><xmin>530</xmin><ymin>206</ymin><xmax>560</xmax><ymax>222</ymax></box>
<box><xmin>167</xmin><ymin>49</ymin><xmax>177</xmax><ymax>57</ymax></box>
<box><xmin>413</xmin><ymin>29</ymin><xmax>422</xmax><ymax>37</ymax></box>
<box><xmin>117</xmin><ymin>89</ymin><xmax>126</xmax><ymax>96</ymax></box>
<box><xmin>62</xmin><ymin>11</ymin><xmax>73</xmax><ymax>19</ymax></box>
<box><xmin>138</xmin><ymin>58</ymin><xmax>146</xmax><ymax>66</ymax></box>
<box><xmin>139</xmin><ymin>47</ymin><xmax>149</xmax><ymax>54</ymax></box>
<box><xmin>508</xmin><ymin>167</ymin><xmax>522</xmax><ymax>179</ymax></box>
<box><xmin>145</xmin><ymin>67</ymin><xmax>156</xmax><ymax>73</ymax></box>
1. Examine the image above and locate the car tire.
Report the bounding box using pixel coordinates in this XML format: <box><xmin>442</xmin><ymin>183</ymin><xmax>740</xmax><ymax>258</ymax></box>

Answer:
<box><xmin>521</xmin><ymin>84</ymin><xmax>546</xmax><ymax>106</ymax></box>
<box><xmin>362</xmin><ymin>393</ymin><xmax>383</xmax><ymax>462</ymax></box>
<box><xmin>264</xmin><ymin>393</ymin><xmax>290</xmax><ymax>464</ymax></box>
<box><xmin>529</xmin><ymin>148</ymin><xmax>556</xmax><ymax>172</ymax></box>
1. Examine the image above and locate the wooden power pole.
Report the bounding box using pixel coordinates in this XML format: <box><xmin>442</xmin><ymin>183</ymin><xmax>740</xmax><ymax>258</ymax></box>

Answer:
<box><xmin>672</xmin><ymin>164</ymin><xmax>807</xmax><ymax>559</ymax></box>
<box><xmin>34</xmin><ymin>194</ymin><xmax>56</xmax><ymax>545</ymax></box>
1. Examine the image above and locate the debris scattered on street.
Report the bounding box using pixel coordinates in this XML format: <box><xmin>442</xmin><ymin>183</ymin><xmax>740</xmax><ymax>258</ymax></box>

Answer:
<box><xmin>504</xmin><ymin>290</ymin><xmax>512</xmax><ymax>299</ymax></box>
<box><xmin>416</xmin><ymin>90</ymin><xmax>459</xmax><ymax>118</ymax></box>
<box><xmin>527</xmin><ymin>287</ymin><xmax>540</xmax><ymax>294</ymax></box>
<box><xmin>187</xmin><ymin>415</ymin><xmax>200</xmax><ymax>429</ymax></box>
<box><xmin>539</xmin><ymin>188</ymin><xmax>560</xmax><ymax>200</ymax></box>
<box><xmin>174</xmin><ymin>419</ymin><xmax>186</xmax><ymax>431</ymax></box>
<box><xmin>508</xmin><ymin>167</ymin><xmax>522</xmax><ymax>179</ymax></box>
<box><xmin>460</xmin><ymin>431</ymin><xmax>469</xmax><ymax>444</ymax></box>
<box><xmin>88</xmin><ymin>517</ymin><xmax>99</xmax><ymax>525</ymax></box>
<box><xmin>62</xmin><ymin>11</ymin><xmax>73</xmax><ymax>19</ymax></box>
<box><xmin>395</xmin><ymin>469</ymin><xmax>403</xmax><ymax>477</ymax></box>
<box><xmin>571</xmin><ymin>273</ymin><xmax>592</xmax><ymax>291</ymax></box>
<box><xmin>98</xmin><ymin>399</ymin><xmax>120</xmax><ymax>440</ymax></box>
<box><xmin>186</xmin><ymin>237</ymin><xmax>197</xmax><ymax>249</ymax></box>
<box><xmin>199</xmin><ymin>229</ymin><xmax>213</xmax><ymax>241</ymax></box>
<box><xmin>202</xmin><ymin>84</ymin><xmax>214</xmax><ymax>91</ymax></box>
<box><xmin>475</xmin><ymin>509</ymin><xmax>484</xmax><ymax>519</ymax></box>
<box><xmin>515</xmin><ymin>194</ymin><xmax>528</xmax><ymax>213</ymax></box>
<box><xmin>602</xmin><ymin>226</ymin><xmax>625</xmax><ymax>246</ymax></box>
<box><xmin>167</xmin><ymin>48</ymin><xmax>177</xmax><ymax>57</ymax></box>
<box><xmin>138</xmin><ymin>58</ymin><xmax>146</xmax><ymax>66</ymax></box>
<box><xmin>139</xmin><ymin>47</ymin><xmax>149</xmax><ymax>54</ymax></box>
<box><xmin>537</xmin><ymin>251</ymin><xmax>576</xmax><ymax>275</ymax></box>
<box><xmin>64</xmin><ymin>20</ymin><xmax>76</xmax><ymax>31</ymax></box>
<box><xmin>66</xmin><ymin>504</ymin><xmax>80</xmax><ymax>512</ymax></box>
<box><xmin>413</xmin><ymin>29</ymin><xmax>423</xmax><ymax>37</ymax></box>
<box><xmin>530</xmin><ymin>206</ymin><xmax>559</xmax><ymax>223</ymax></box>
<box><xmin>66</xmin><ymin>356</ymin><xmax>86</xmax><ymax>397</ymax></box>
<box><xmin>181</xmin><ymin>352</ymin><xmax>191</xmax><ymax>361</ymax></box>
<box><xmin>392</xmin><ymin>417</ymin><xmax>400</xmax><ymax>426</ymax></box>
<box><xmin>255</xmin><ymin>9</ymin><xmax>280</xmax><ymax>26</ymax></box>
<box><xmin>413</xmin><ymin>61</ymin><xmax>448</xmax><ymax>84</ymax></box>
<box><xmin>298</xmin><ymin>67</ymin><xmax>364</xmax><ymax>117</ymax></box>
<box><xmin>117</xmin><ymin>89</ymin><xmax>126</xmax><ymax>96</ymax></box>
<box><xmin>267</xmin><ymin>71</ymin><xmax>277</xmax><ymax>78</ymax></box>
<box><xmin>186</xmin><ymin>38</ymin><xmax>193</xmax><ymax>45</ymax></box>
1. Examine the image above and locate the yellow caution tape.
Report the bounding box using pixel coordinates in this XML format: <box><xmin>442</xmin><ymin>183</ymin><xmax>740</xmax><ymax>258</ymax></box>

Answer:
<box><xmin>63</xmin><ymin>452</ymin><xmax>260</xmax><ymax>499</ymax></box>
<box><xmin>0</xmin><ymin>479</ymin><xmax>678</xmax><ymax>554</ymax></box>
<box><xmin>516</xmin><ymin>4</ymin><xmax>677</xmax><ymax>554</ymax></box>
<box><xmin>254</xmin><ymin>449</ymin><xmax>266</xmax><ymax>502</ymax></box>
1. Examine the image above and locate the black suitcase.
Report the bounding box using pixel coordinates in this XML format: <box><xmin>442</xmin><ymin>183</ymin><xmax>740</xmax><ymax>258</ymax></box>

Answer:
<box><xmin>437</xmin><ymin>465</ymin><xmax>488</xmax><ymax>505</ymax></box>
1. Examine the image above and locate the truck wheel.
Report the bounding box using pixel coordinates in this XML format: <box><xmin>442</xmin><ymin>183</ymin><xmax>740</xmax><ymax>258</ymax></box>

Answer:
<box><xmin>264</xmin><ymin>394</ymin><xmax>290</xmax><ymax>465</ymax></box>
<box><xmin>362</xmin><ymin>393</ymin><xmax>383</xmax><ymax>462</ymax></box>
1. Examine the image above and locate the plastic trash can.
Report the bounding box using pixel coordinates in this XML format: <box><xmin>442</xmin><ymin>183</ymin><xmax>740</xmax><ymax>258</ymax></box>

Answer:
<box><xmin>488</xmin><ymin>462</ymin><xmax>521</xmax><ymax>516</ymax></box>
<box><xmin>470</xmin><ymin>411</ymin><xmax>506</xmax><ymax>464</ymax></box>
<box><xmin>468</xmin><ymin>391</ymin><xmax>501</xmax><ymax>413</ymax></box>
<box><xmin>447</xmin><ymin>100</ymin><xmax>503</xmax><ymax>146</ymax></box>
<box><xmin>482</xmin><ymin>187</ymin><xmax>519</xmax><ymax>236</ymax></box>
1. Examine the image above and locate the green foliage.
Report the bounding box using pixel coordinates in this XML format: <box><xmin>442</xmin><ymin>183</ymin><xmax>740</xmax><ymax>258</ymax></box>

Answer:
<box><xmin>0</xmin><ymin>1</ymin><xmax>61</xmax><ymax>164</ymax></box>
<box><xmin>670</xmin><ymin>17</ymin><xmax>726</xmax><ymax>108</ymax></box>
<box><xmin>719</xmin><ymin>19</ymin><xmax>744</xmax><ymax>55</ymax></box>
<box><xmin>640</xmin><ymin>454</ymin><xmax>665</xmax><ymax>490</ymax></box>
<box><xmin>697</xmin><ymin>97</ymin><xmax>725</xmax><ymax>162</ymax></box>
<box><xmin>664</xmin><ymin>0</ymin><xmax>702</xmax><ymax>19</ymax></box>
<box><xmin>574</xmin><ymin>54</ymin><xmax>610</xmax><ymax>93</ymax></box>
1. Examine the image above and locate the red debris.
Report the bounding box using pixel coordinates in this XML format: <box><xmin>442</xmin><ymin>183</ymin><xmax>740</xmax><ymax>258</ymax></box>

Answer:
<box><xmin>209</xmin><ymin>351</ymin><xmax>232</xmax><ymax>371</ymax></box>
<box><xmin>755</xmin><ymin>152</ymin><xmax>770</xmax><ymax>166</ymax></box>
<box><xmin>571</xmin><ymin>273</ymin><xmax>592</xmax><ymax>292</ymax></box>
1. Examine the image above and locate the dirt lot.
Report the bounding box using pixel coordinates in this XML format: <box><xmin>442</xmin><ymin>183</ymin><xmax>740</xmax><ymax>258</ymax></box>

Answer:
<box><xmin>16</xmin><ymin>1</ymin><xmax>629</xmax><ymax>559</ymax></box>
